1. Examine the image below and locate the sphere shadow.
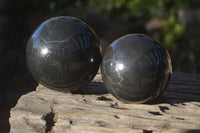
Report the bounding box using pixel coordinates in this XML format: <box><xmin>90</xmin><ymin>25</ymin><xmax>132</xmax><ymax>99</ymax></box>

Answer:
<box><xmin>72</xmin><ymin>81</ymin><xmax>109</xmax><ymax>95</ymax></box>
<box><xmin>148</xmin><ymin>73</ymin><xmax>200</xmax><ymax>105</ymax></box>
<box><xmin>74</xmin><ymin>73</ymin><xmax>200</xmax><ymax>105</ymax></box>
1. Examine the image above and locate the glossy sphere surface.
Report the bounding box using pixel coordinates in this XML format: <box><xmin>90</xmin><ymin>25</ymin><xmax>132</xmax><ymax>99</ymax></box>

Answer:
<box><xmin>26</xmin><ymin>17</ymin><xmax>101</xmax><ymax>91</ymax></box>
<box><xmin>101</xmin><ymin>34</ymin><xmax>172</xmax><ymax>103</ymax></box>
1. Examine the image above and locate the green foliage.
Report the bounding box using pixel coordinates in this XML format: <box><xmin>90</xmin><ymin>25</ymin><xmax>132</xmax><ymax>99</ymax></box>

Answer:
<box><xmin>163</xmin><ymin>15</ymin><xmax>183</xmax><ymax>49</ymax></box>
<box><xmin>84</xmin><ymin>0</ymin><xmax>188</xmax><ymax>50</ymax></box>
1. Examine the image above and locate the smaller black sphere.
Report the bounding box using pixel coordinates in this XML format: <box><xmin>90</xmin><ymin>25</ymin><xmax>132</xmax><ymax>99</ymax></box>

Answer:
<box><xmin>26</xmin><ymin>16</ymin><xmax>101</xmax><ymax>91</ymax></box>
<box><xmin>101</xmin><ymin>34</ymin><xmax>172</xmax><ymax>103</ymax></box>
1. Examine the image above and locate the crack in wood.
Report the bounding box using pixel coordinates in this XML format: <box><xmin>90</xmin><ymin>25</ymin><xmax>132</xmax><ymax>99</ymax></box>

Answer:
<box><xmin>159</xmin><ymin>106</ymin><xmax>169</xmax><ymax>113</ymax></box>
<box><xmin>97</xmin><ymin>96</ymin><xmax>113</xmax><ymax>101</ymax></box>
<box><xmin>69</xmin><ymin>120</ymin><xmax>74</xmax><ymax>126</ymax></box>
<box><xmin>143</xmin><ymin>129</ymin><xmax>153</xmax><ymax>133</ymax></box>
<box><xmin>110</xmin><ymin>103</ymin><xmax>128</xmax><ymax>110</ymax></box>
<box><xmin>148</xmin><ymin>111</ymin><xmax>163</xmax><ymax>116</ymax></box>
<box><xmin>175</xmin><ymin>117</ymin><xmax>185</xmax><ymax>120</ymax></box>
<box><xmin>44</xmin><ymin>107</ymin><xmax>55</xmax><ymax>133</ymax></box>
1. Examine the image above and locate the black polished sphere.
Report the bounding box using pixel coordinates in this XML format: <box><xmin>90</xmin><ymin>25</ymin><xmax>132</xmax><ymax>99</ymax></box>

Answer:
<box><xmin>26</xmin><ymin>16</ymin><xmax>101</xmax><ymax>91</ymax></box>
<box><xmin>101</xmin><ymin>34</ymin><xmax>172</xmax><ymax>103</ymax></box>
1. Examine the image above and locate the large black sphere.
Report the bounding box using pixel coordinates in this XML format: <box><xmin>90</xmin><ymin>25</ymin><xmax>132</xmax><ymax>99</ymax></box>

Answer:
<box><xmin>101</xmin><ymin>34</ymin><xmax>172</xmax><ymax>103</ymax></box>
<box><xmin>26</xmin><ymin>16</ymin><xmax>101</xmax><ymax>91</ymax></box>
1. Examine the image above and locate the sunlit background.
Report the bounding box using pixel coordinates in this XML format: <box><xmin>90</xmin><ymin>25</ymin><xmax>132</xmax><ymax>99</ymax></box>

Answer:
<box><xmin>0</xmin><ymin>0</ymin><xmax>199</xmax><ymax>132</ymax></box>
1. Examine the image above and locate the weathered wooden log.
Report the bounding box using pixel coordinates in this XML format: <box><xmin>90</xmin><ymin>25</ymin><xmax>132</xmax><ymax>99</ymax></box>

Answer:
<box><xmin>9</xmin><ymin>73</ymin><xmax>200</xmax><ymax>133</ymax></box>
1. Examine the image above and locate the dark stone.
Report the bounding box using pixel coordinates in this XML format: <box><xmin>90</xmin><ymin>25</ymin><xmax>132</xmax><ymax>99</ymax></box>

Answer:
<box><xmin>101</xmin><ymin>34</ymin><xmax>172</xmax><ymax>103</ymax></box>
<box><xmin>26</xmin><ymin>16</ymin><xmax>101</xmax><ymax>91</ymax></box>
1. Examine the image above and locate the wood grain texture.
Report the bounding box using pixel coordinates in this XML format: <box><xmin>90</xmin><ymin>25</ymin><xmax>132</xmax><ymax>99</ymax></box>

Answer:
<box><xmin>9</xmin><ymin>73</ymin><xmax>200</xmax><ymax>133</ymax></box>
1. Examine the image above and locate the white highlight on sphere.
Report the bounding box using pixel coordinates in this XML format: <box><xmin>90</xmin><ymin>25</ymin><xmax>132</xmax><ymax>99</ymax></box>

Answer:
<box><xmin>90</xmin><ymin>58</ymin><xmax>94</xmax><ymax>62</ymax></box>
<box><xmin>116</xmin><ymin>63</ymin><xmax>124</xmax><ymax>71</ymax></box>
<box><xmin>41</xmin><ymin>48</ymin><xmax>49</xmax><ymax>55</ymax></box>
